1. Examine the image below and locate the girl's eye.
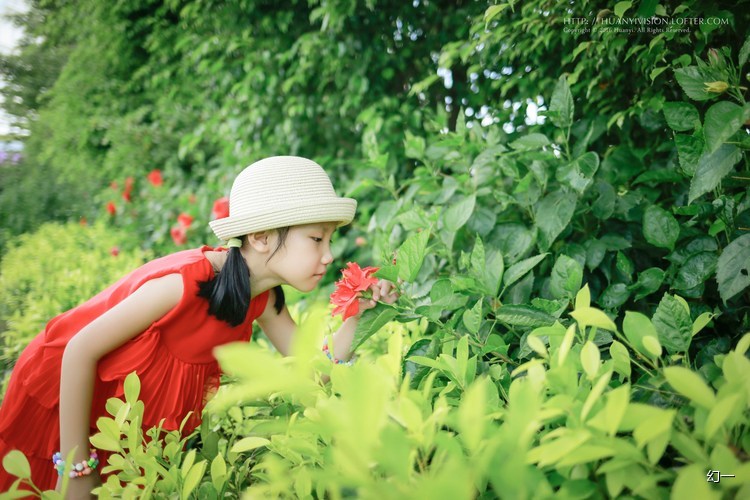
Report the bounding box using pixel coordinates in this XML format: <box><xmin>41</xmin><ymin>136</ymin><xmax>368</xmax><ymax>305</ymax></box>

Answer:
<box><xmin>312</xmin><ymin>237</ymin><xmax>323</xmax><ymax>243</ymax></box>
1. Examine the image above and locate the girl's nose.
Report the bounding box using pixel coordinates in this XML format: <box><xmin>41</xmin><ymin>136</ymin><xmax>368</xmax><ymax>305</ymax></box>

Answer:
<box><xmin>322</xmin><ymin>247</ymin><xmax>334</xmax><ymax>265</ymax></box>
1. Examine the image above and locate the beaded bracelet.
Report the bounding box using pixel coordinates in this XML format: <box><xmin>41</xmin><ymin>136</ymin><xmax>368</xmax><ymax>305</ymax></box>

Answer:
<box><xmin>52</xmin><ymin>450</ymin><xmax>99</xmax><ymax>478</ymax></box>
<box><xmin>322</xmin><ymin>337</ymin><xmax>354</xmax><ymax>366</ymax></box>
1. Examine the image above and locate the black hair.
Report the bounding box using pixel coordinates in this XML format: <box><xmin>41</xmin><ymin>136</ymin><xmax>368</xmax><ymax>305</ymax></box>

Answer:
<box><xmin>198</xmin><ymin>227</ymin><xmax>289</xmax><ymax>326</ymax></box>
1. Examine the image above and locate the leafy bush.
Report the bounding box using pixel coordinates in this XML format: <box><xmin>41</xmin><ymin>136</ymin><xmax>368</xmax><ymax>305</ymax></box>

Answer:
<box><xmin>0</xmin><ymin>222</ymin><xmax>148</xmax><ymax>387</ymax></box>
<box><xmin>3</xmin><ymin>293</ymin><xmax>749</xmax><ymax>497</ymax></box>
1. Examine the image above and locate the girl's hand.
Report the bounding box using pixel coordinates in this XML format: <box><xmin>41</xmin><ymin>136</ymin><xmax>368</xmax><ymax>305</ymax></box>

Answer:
<box><xmin>356</xmin><ymin>279</ymin><xmax>400</xmax><ymax>317</ymax></box>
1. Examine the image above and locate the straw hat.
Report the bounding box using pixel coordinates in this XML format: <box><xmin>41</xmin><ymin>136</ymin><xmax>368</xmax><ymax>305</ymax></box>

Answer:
<box><xmin>209</xmin><ymin>156</ymin><xmax>357</xmax><ymax>241</ymax></box>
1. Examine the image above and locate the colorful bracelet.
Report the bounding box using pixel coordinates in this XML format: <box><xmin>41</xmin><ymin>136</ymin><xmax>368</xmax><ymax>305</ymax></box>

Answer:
<box><xmin>52</xmin><ymin>449</ymin><xmax>99</xmax><ymax>478</ymax></box>
<box><xmin>322</xmin><ymin>337</ymin><xmax>354</xmax><ymax>366</ymax></box>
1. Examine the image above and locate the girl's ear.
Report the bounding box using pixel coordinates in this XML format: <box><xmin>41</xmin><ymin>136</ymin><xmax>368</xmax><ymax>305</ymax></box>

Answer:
<box><xmin>246</xmin><ymin>231</ymin><xmax>272</xmax><ymax>252</ymax></box>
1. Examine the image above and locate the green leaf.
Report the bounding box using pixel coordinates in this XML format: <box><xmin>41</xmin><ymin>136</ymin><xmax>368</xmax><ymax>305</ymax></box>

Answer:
<box><xmin>231</xmin><ymin>437</ymin><xmax>271</xmax><ymax>453</ymax></box>
<box><xmin>740</xmin><ymin>34</ymin><xmax>750</xmax><ymax>68</ymax></box>
<box><xmin>663</xmin><ymin>102</ymin><xmax>699</xmax><ymax>131</ymax></box>
<box><xmin>210</xmin><ymin>453</ymin><xmax>227</xmax><ymax>491</ymax></box>
<box><xmin>124</xmin><ymin>372</ymin><xmax>141</xmax><ymax>405</ymax></box>
<box><xmin>509</xmin><ymin>133</ymin><xmax>550</xmax><ymax>150</ymax></box>
<box><xmin>549</xmin><ymin>255</ymin><xmax>583</xmax><ymax>300</ymax></box>
<box><xmin>663</xmin><ymin>366</ymin><xmax>716</xmax><ymax>409</ymax></box>
<box><xmin>716</xmin><ymin>233</ymin><xmax>750</xmax><ymax>302</ymax></box>
<box><xmin>503</xmin><ymin>253</ymin><xmax>548</xmax><ymax>289</ymax></box>
<box><xmin>462</xmin><ymin>299</ymin><xmax>482</xmax><ymax>335</ymax></box>
<box><xmin>631</xmin><ymin>267</ymin><xmax>665</xmax><ymax>300</ymax></box>
<box><xmin>556</xmin><ymin>152</ymin><xmax>600</xmax><ymax>195</ymax></box>
<box><xmin>580</xmin><ymin>341</ymin><xmax>600</xmax><ymax>379</ymax></box>
<box><xmin>614</xmin><ymin>1</ymin><xmax>632</xmax><ymax>18</ymax></box>
<box><xmin>575</xmin><ymin>284</ymin><xmax>591</xmax><ymax>309</ymax></box>
<box><xmin>496</xmin><ymin>305</ymin><xmax>557</xmax><ymax>328</ymax></box>
<box><xmin>600</xmin><ymin>283</ymin><xmax>630</xmax><ymax>310</ymax></box>
<box><xmin>673</xmin><ymin>465</ymin><xmax>720</xmax><ymax>500</ymax></box>
<box><xmin>2</xmin><ymin>450</ymin><xmax>30</xmax><ymax>479</ymax></box>
<box><xmin>397</xmin><ymin>229</ymin><xmax>430</xmax><ymax>282</ymax></box>
<box><xmin>674</xmin><ymin>133</ymin><xmax>704</xmax><ymax>176</ymax></box>
<box><xmin>182</xmin><ymin>460</ymin><xmax>207</xmax><ymax>499</ymax></box>
<box><xmin>526</xmin><ymin>335</ymin><xmax>548</xmax><ymax>358</ymax></box>
<box><xmin>652</xmin><ymin>294</ymin><xmax>693</xmax><ymax>354</ymax></box>
<box><xmin>674</xmin><ymin>66</ymin><xmax>713</xmax><ymax>101</ymax></box>
<box><xmin>622</xmin><ymin>312</ymin><xmax>656</xmax><ymax>356</ymax></box>
<box><xmin>535</xmin><ymin>190</ymin><xmax>577</xmax><ymax>251</ymax></box>
<box><xmin>444</xmin><ymin>195</ymin><xmax>476</xmax><ymax>232</ymax></box>
<box><xmin>570</xmin><ymin>307</ymin><xmax>617</xmax><ymax>332</ymax></box>
<box><xmin>642</xmin><ymin>336</ymin><xmax>662</xmax><ymax>357</ymax></box>
<box><xmin>688</xmin><ymin>145</ymin><xmax>742</xmax><ymax>204</ymax></box>
<box><xmin>549</xmin><ymin>75</ymin><xmax>574</xmax><ymax>128</ymax></box>
<box><xmin>706</xmin><ymin>394</ymin><xmax>739</xmax><ymax>440</ymax></box>
<box><xmin>673</xmin><ymin>252</ymin><xmax>717</xmax><ymax>290</ymax></box>
<box><xmin>610</xmin><ymin>341</ymin><xmax>631</xmax><ymax>378</ymax></box>
<box><xmin>642</xmin><ymin>205</ymin><xmax>679</xmax><ymax>250</ymax></box>
<box><xmin>704</xmin><ymin>101</ymin><xmax>745</xmax><ymax>153</ymax></box>
<box><xmin>484</xmin><ymin>249</ymin><xmax>504</xmax><ymax>296</ymax></box>
<box><xmin>352</xmin><ymin>307</ymin><xmax>399</xmax><ymax>350</ymax></box>
<box><xmin>692</xmin><ymin>312</ymin><xmax>714</xmax><ymax>336</ymax></box>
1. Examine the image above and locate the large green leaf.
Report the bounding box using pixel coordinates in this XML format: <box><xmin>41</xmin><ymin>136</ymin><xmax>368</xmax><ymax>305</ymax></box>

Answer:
<box><xmin>663</xmin><ymin>102</ymin><xmax>699</xmax><ymax>131</ymax></box>
<box><xmin>444</xmin><ymin>195</ymin><xmax>476</xmax><ymax>232</ymax></box>
<box><xmin>673</xmin><ymin>252</ymin><xmax>717</xmax><ymax>290</ymax></box>
<box><xmin>535</xmin><ymin>190</ymin><xmax>577</xmax><ymax>251</ymax></box>
<box><xmin>556</xmin><ymin>152</ymin><xmax>599</xmax><ymax>195</ymax></box>
<box><xmin>652</xmin><ymin>294</ymin><xmax>693</xmax><ymax>354</ymax></box>
<box><xmin>549</xmin><ymin>254</ymin><xmax>583</xmax><ymax>300</ymax></box>
<box><xmin>549</xmin><ymin>74</ymin><xmax>574</xmax><ymax>128</ymax></box>
<box><xmin>642</xmin><ymin>205</ymin><xmax>679</xmax><ymax>250</ymax></box>
<box><xmin>703</xmin><ymin>101</ymin><xmax>744</xmax><ymax>153</ymax></box>
<box><xmin>496</xmin><ymin>305</ymin><xmax>557</xmax><ymax>328</ymax></box>
<box><xmin>716</xmin><ymin>233</ymin><xmax>750</xmax><ymax>302</ymax></box>
<box><xmin>397</xmin><ymin>229</ymin><xmax>430</xmax><ymax>282</ymax></box>
<box><xmin>352</xmin><ymin>307</ymin><xmax>399</xmax><ymax>350</ymax></box>
<box><xmin>688</xmin><ymin>144</ymin><xmax>742</xmax><ymax>204</ymax></box>
<box><xmin>503</xmin><ymin>253</ymin><xmax>548</xmax><ymax>289</ymax></box>
<box><xmin>674</xmin><ymin>133</ymin><xmax>704</xmax><ymax>176</ymax></box>
<box><xmin>674</xmin><ymin>66</ymin><xmax>713</xmax><ymax>101</ymax></box>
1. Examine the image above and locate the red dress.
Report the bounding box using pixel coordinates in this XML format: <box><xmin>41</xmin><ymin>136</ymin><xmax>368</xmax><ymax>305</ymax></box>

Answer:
<box><xmin>0</xmin><ymin>246</ymin><xmax>270</xmax><ymax>492</ymax></box>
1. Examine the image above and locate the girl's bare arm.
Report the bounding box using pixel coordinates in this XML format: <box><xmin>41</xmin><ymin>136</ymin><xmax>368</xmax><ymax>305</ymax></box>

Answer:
<box><xmin>59</xmin><ymin>274</ymin><xmax>184</xmax><ymax>466</ymax></box>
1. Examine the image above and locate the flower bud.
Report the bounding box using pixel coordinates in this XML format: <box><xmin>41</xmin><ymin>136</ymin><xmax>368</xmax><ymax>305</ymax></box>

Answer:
<box><xmin>704</xmin><ymin>81</ymin><xmax>729</xmax><ymax>94</ymax></box>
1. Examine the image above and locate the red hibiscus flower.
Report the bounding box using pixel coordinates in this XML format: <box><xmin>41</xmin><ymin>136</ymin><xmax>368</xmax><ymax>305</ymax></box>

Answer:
<box><xmin>122</xmin><ymin>177</ymin><xmax>134</xmax><ymax>202</ymax></box>
<box><xmin>212</xmin><ymin>196</ymin><xmax>229</xmax><ymax>220</ymax></box>
<box><xmin>106</xmin><ymin>201</ymin><xmax>116</xmax><ymax>216</ymax></box>
<box><xmin>177</xmin><ymin>212</ymin><xmax>194</xmax><ymax>228</ymax></box>
<box><xmin>147</xmin><ymin>169</ymin><xmax>163</xmax><ymax>187</ymax></box>
<box><xmin>330</xmin><ymin>262</ymin><xmax>379</xmax><ymax>321</ymax></box>
<box><xmin>170</xmin><ymin>225</ymin><xmax>187</xmax><ymax>245</ymax></box>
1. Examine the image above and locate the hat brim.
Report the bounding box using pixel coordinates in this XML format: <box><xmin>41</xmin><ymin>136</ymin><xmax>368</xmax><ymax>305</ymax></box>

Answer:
<box><xmin>209</xmin><ymin>197</ymin><xmax>357</xmax><ymax>241</ymax></box>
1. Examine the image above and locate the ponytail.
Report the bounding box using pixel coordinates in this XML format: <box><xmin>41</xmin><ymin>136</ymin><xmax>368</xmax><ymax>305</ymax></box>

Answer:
<box><xmin>199</xmin><ymin>229</ymin><xmax>289</xmax><ymax>326</ymax></box>
<box><xmin>198</xmin><ymin>244</ymin><xmax>250</xmax><ymax>327</ymax></box>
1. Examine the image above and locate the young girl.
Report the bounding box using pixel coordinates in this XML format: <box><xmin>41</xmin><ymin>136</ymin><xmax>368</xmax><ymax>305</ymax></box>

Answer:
<box><xmin>0</xmin><ymin>156</ymin><xmax>399</xmax><ymax>497</ymax></box>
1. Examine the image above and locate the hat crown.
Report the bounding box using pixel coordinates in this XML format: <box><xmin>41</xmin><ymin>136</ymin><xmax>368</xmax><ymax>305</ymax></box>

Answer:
<box><xmin>229</xmin><ymin>156</ymin><xmax>336</xmax><ymax>217</ymax></box>
<box><xmin>208</xmin><ymin>155</ymin><xmax>356</xmax><ymax>241</ymax></box>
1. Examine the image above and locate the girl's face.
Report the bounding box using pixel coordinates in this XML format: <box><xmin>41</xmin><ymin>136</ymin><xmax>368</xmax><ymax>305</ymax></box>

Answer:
<box><xmin>266</xmin><ymin>222</ymin><xmax>337</xmax><ymax>292</ymax></box>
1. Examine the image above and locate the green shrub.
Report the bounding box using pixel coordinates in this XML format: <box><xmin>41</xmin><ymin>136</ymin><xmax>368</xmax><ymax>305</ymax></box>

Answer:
<box><xmin>0</xmin><ymin>221</ymin><xmax>148</xmax><ymax>385</ymax></box>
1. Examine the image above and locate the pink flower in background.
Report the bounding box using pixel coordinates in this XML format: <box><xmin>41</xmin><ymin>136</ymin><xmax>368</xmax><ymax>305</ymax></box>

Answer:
<box><xmin>355</xmin><ymin>236</ymin><xmax>366</xmax><ymax>247</ymax></box>
<box><xmin>110</xmin><ymin>246</ymin><xmax>120</xmax><ymax>257</ymax></box>
<box><xmin>147</xmin><ymin>169</ymin><xmax>163</xmax><ymax>187</ymax></box>
<box><xmin>177</xmin><ymin>212</ymin><xmax>194</xmax><ymax>228</ymax></box>
<box><xmin>170</xmin><ymin>225</ymin><xmax>187</xmax><ymax>245</ymax></box>
<box><xmin>212</xmin><ymin>197</ymin><xmax>229</xmax><ymax>219</ymax></box>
